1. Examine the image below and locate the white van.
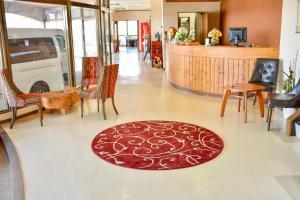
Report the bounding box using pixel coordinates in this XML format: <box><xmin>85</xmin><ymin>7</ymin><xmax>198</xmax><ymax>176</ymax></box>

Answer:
<box><xmin>7</xmin><ymin>28</ymin><xmax>67</xmax><ymax>93</ymax></box>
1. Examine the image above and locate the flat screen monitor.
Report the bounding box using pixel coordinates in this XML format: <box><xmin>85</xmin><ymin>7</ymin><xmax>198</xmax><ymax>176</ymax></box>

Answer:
<box><xmin>229</xmin><ymin>27</ymin><xmax>247</xmax><ymax>46</ymax></box>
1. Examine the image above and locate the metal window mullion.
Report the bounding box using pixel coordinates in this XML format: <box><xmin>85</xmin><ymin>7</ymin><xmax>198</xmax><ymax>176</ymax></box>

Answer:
<box><xmin>80</xmin><ymin>7</ymin><xmax>87</xmax><ymax>57</ymax></box>
<box><xmin>107</xmin><ymin>4</ymin><xmax>112</xmax><ymax>64</ymax></box>
<box><xmin>102</xmin><ymin>12</ymin><xmax>107</xmax><ymax>65</ymax></box>
<box><xmin>66</xmin><ymin>0</ymin><xmax>76</xmax><ymax>86</ymax></box>
<box><xmin>0</xmin><ymin>0</ymin><xmax>12</xmax><ymax>76</ymax></box>
<box><xmin>96</xmin><ymin>0</ymin><xmax>103</xmax><ymax>66</ymax></box>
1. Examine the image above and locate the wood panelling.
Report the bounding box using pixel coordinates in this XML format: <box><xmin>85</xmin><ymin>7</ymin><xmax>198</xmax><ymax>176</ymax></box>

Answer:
<box><xmin>166</xmin><ymin>43</ymin><xmax>279</xmax><ymax>96</ymax></box>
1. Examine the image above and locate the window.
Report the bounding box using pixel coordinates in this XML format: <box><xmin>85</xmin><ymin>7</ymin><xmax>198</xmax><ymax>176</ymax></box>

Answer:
<box><xmin>4</xmin><ymin>0</ymin><xmax>69</xmax><ymax>94</ymax></box>
<box><xmin>117</xmin><ymin>20</ymin><xmax>138</xmax><ymax>47</ymax></box>
<box><xmin>72</xmin><ymin>7</ymin><xmax>100</xmax><ymax>86</ymax></box>
<box><xmin>9</xmin><ymin>37</ymin><xmax>58</xmax><ymax>64</ymax></box>
<box><xmin>128</xmin><ymin>21</ymin><xmax>138</xmax><ymax>36</ymax></box>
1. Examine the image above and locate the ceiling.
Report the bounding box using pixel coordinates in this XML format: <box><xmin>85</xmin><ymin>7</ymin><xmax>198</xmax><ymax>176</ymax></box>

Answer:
<box><xmin>110</xmin><ymin>0</ymin><xmax>151</xmax><ymax>11</ymax></box>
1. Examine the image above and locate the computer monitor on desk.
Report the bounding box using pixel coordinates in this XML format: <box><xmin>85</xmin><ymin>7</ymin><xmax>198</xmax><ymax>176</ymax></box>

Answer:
<box><xmin>229</xmin><ymin>27</ymin><xmax>247</xmax><ymax>47</ymax></box>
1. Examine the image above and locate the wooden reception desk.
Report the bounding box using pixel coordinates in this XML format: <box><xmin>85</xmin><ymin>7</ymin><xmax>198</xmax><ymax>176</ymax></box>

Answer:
<box><xmin>166</xmin><ymin>43</ymin><xmax>279</xmax><ymax>96</ymax></box>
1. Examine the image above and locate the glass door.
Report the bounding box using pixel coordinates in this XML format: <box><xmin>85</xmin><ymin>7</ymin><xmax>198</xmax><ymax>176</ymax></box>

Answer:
<box><xmin>4</xmin><ymin>0</ymin><xmax>70</xmax><ymax>93</ymax></box>
<box><xmin>71</xmin><ymin>6</ymin><xmax>100</xmax><ymax>86</ymax></box>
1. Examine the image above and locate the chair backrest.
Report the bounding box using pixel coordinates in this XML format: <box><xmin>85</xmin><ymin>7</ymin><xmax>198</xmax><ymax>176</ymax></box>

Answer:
<box><xmin>0</xmin><ymin>69</ymin><xmax>21</xmax><ymax>107</ymax></box>
<box><xmin>99</xmin><ymin>64</ymin><xmax>119</xmax><ymax>99</ymax></box>
<box><xmin>82</xmin><ymin>57</ymin><xmax>101</xmax><ymax>86</ymax></box>
<box><xmin>249</xmin><ymin>58</ymin><xmax>279</xmax><ymax>86</ymax></box>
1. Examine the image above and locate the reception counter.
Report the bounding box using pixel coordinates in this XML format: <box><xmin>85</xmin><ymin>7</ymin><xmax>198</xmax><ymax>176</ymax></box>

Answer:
<box><xmin>166</xmin><ymin>43</ymin><xmax>279</xmax><ymax>96</ymax></box>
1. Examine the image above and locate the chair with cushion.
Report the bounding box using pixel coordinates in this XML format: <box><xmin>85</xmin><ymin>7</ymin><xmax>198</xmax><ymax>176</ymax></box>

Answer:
<box><xmin>236</xmin><ymin>58</ymin><xmax>280</xmax><ymax>112</ymax></box>
<box><xmin>81</xmin><ymin>57</ymin><xmax>101</xmax><ymax>88</ymax></box>
<box><xmin>80</xmin><ymin>64</ymin><xmax>119</xmax><ymax>120</ymax></box>
<box><xmin>0</xmin><ymin>69</ymin><xmax>43</xmax><ymax>129</ymax></box>
<box><xmin>249</xmin><ymin>58</ymin><xmax>280</xmax><ymax>104</ymax></box>
<box><xmin>267</xmin><ymin>79</ymin><xmax>300</xmax><ymax>131</ymax></box>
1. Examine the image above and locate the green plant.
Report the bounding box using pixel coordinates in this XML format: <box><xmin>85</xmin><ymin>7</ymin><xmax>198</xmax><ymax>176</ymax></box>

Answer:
<box><xmin>283</xmin><ymin>51</ymin><xmax>298</xmax><ymax>93</ymax></box>
<box><xmin>175</xmin><ymin>27</ymin><xmax>188</xmax><ymax>42</ymax></box>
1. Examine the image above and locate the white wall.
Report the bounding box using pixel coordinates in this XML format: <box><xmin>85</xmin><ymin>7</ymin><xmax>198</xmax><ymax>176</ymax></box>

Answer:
<box><xmin>279</xmin><ymin>0</ymin><xmax>300</xmax><ymax>83</ymax></box>
<box><xmin>111</xmin><ymin>10</ymin><xmax>151</xmax><ymax>50</ymax></box>
<box><xmin>162</xmin><ymin>2</ymin><xmax>220</xmax><ymax>33</ymax></box>
<box><xmin>111</xmin><ymin>11</ymin><xmax>151</xmax><ymax>22</ymax></box>
<box><xmin>151</xmin><ymin>0</ymin><xmax>163</xmax><ymax>40</ymax></box>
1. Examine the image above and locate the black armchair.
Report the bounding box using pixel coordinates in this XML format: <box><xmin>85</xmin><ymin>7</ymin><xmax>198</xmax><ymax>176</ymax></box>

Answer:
<box><xmin>267</xmin><ymin>79</ymin><xmax>300</xmax><ymax>131</ymax></box>
<box><xmin>249</xmin><ymin>58</ymin><xmax>279</xmax><ymax>104</ymax></box>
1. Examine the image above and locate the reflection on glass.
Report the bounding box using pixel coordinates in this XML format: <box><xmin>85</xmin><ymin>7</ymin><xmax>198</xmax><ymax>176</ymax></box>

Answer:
<box><xmin>5</xmin><ymin>0</ymin><xmax>69</xmax><ymax>94</ymax></box>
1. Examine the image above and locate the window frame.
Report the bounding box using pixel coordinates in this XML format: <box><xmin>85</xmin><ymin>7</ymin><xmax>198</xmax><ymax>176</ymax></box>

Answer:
<box><xmin>0</xmin><ymin>0</ymin><xmax>111</xmax><ymax>114</ymax></box>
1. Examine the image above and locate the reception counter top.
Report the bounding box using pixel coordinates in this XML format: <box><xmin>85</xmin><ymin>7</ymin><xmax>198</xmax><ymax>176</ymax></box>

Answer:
<box><xmin>166</xmin><ymin>43</ymin><xmax>279</xmax><ymax>96</ymax></box>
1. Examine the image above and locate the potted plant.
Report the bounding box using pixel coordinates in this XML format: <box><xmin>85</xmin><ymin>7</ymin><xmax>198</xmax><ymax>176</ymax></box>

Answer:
<box><xmin>208</xmin><ymin>28</ymin><xmax>222</xmax><ymax>45</ymax></box>
<box><xmin>282</xmin><ymin>51</ymin><xmax>298</xmax><ymax>119</ymax></box>
<box><xmin>173</xmin><ymin>27</ymin><xmax>188</xmax><ymax>44</ymax></box>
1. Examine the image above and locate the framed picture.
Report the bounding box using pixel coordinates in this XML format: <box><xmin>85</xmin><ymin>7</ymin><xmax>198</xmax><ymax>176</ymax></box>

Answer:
<box><xmin>297</xmin><ymin>0</ymin><xmax>300</xmax><ymax>33</ymax></box>
<box><xmin>178</xmin><ymin>17</ymin><xmax>190</xmax><ymax>34</ymax></box>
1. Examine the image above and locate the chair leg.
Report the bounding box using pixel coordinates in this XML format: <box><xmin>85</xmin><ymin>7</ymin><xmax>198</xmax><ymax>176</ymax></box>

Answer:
<box><xmin>38</xmin><ymin>105</ymin><xmax>43</xmax><ymax>127</ymax></box>
<box><xmin>80</xmin><ymin>98</ymin><xmax>84</xmax><ymax>118</ymax></box>
<box><xmin>97</xmin><ymin>97</ymin><xmax>100</xmax><ymax>113</ymax></box>
<box><xmin>266</xmin><ymin>107</ymin><xmax>270</xmax><ymax>122</ymax></box>
<box><xmin>10</xmin><ymin>107</ymin><xmax>17</xmax><ymax>129</ymax></box>
<box><xmin>102</xmin><ymin>99</ymin><xmax>107</xmax><ymax>120</ymax></box>
<box><xmin>267</xmin><ymin>107</ymin><xmax>273</xmax><ymax>131</ymax></box>
<box><xmin>112</xmin><ymin>97</ymin><xmax>119</xmax><ymax>115</ymax></box>
<box><xmin>238</xmin><ymin>97</ymin><xmax>241</xmax><ymax>112</ymax></box>
<box><xmin>253</xmin><ymin>96</ymin><xmax>257</xmax><ymax>106</ymax></box>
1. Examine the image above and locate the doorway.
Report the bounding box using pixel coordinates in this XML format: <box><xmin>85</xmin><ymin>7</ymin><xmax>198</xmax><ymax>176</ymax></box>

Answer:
<box><xmin>116</xmin><ymin>20</ymin><xmax>139</xmax><ymax>52</ymax></box>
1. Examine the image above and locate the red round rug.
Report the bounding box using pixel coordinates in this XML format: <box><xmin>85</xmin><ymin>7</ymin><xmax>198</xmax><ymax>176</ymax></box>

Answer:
<box><xmin>91</xmin><ymin>121</ymin><xmax>224</xmax><ymax>170</ymax></box>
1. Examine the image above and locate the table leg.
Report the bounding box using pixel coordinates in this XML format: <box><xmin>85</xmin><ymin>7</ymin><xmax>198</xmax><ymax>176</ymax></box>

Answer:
<box><xmin>60</xmin><ymin>107</ymin><xmax>67</xmax><ymax>115</ymax></box>
<box><xmin>256</xmin><ymin>91</ymin><xmax>264</xmax><ymax>118</ymax></box>
<box><xmin>238</xmin><ymin>97</ymin><xmax>241</xmax><ymax>112</ymax></box>
<box><xmin>220</xmin><ymin>89</ymin><xmax>231</xmax><ymax>117</ymax></box>
<box><xmin>244</xmin><ymin>92</ymin><xmax>248</xmax><ymax>123</ymax></box>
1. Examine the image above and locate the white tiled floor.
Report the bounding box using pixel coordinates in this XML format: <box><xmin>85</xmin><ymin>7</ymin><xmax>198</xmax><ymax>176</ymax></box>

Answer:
<box><xmin>3</xmin><ymin>50</ymin><xmax>300</xmax><ymax>200</ymax></box>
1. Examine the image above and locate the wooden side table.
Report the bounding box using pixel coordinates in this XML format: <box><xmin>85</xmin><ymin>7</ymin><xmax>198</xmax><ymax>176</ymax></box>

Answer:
<box><xmin>220</xmin><ymin>83</ymin><xmax>265</xmax><ymax>123</ymax></box>
<box><xmin>41</xmin><ymin>88</ymin><xmax>80</xmax><ymax>114</ymax></box>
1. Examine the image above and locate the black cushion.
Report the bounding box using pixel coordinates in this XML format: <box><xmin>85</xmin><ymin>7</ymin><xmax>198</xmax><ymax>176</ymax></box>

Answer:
<box><xmin>253</xmin><ymin>83</ymin><xmax>274</xmax><ymax>92</ymax></box>
<box><xmin>288</xmin><ymin>79</ymin><xmax>300</xmax><ymax>95</ymax></box>
<box><xmin>268</xmin><ymin>93</ymin><xmax>294</xmax><ymax>107</ymax></box>
<box><xmin>249</xmin><ymin>58</ymin><xmax>279</xmax><ymax>86</ymax></box>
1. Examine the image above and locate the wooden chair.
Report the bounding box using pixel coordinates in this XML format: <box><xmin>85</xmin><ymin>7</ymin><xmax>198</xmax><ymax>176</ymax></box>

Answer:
<box><xmin>80</xmin><ymin>64</ymin><xmax>119</xmax><ymax>120</ymax></box>
<box><xmin>0</xmin><ymin>69</ymin><xmax>43</xmax><ymax>129</ymax></box>
<box><xmin>81</xmin><ymin>57</ymin><xmax>101</xmax><ymax>88</ymax></box>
